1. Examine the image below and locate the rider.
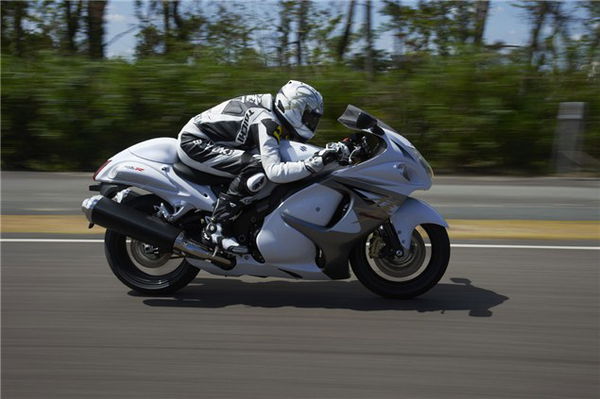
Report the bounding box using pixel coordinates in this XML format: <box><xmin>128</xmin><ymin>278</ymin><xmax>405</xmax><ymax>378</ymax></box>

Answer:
<box><xmin>177</xmin><ymin>80</ymin><xmax>349</xmax><ymax>254</ymax></box>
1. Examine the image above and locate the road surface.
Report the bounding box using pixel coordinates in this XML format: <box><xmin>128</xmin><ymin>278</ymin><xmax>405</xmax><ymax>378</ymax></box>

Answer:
<box><xmin>1</xmin><ymin>241</ymin><xmax>598</xmax><ymax>398</ymax></box>
<box><xmin>1</xmin><ymin>172</ymin><xmax>599</xmax><ymax>220</ymax></box>
<box><xmin>1</xmin><ymin>172</ymin><xmax>599</xmax><ymax>398</ymax></box>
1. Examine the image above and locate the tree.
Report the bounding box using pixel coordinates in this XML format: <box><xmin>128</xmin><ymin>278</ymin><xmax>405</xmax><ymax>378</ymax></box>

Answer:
<box><xmin>63</xmin><ymin>0</ymin><xmax>83</xmax><ymax>53</ymax></box>
<box><xmin>160</xmin><ymin>0</ymin><xmax>189</xmax><ymax>53</ymax></box>
<box><xmin>337</xmin><ymin>0</ymin><xmax>356</xmax><ymax>62</ymax></box>
<box><xmin>381</xmin><ymin>0</ymin><xmax>412</xmax><ymax>57</ymax></box>
<box><xmin>86</xmin><ymin>0</ymin><xmax>107</xmax><ymax>58</ymax></box>
<box><xmin>134</xmin><ymin>0</ymin><xmax>205</xmax><ymax>58</ymax></box>
<box><xmin>1</xmin><ymin>1</ymin><xmax>63</xmax><ymax>56</ymax></box>
<box><xmin>364</xmin><ymin>0</ymin><xmax>375</xmax><ymax>78</ymax></box>
<box><xmin>204</xmin><ymin>2</ymin><xmax>257</xmax><ymax>63</ymax></box>
<box><xmin>134</xmin><ymin>0</ymin><xmax>163</xmax><ymax>57</ymax></box>
<box><xmin>581</xmin><ymin>1</ymin><xmax>600</xmax><ymax>66</ymax></box>
<box><xmin>519</xmin><ymin>0</ymin><xmax>553</xmax><ymax>67</ymax></box>
<box><xmin>473</xmin><ymin>1</ymin><xmax>490</xmax><ymax>46</ymax></box>
<box><xmin>277</xmin><ymin>1</ymin><xmax>294</xmax><ymax>67</ymax></box>
<box><xmin>545</xmin><ymin>2</ymin><xmax>571</xmax><ymax>71</ymax></box>
<box><xmin>295</xmin><ymin>0</ymin><xmax>310</xmax><ymax>66</ymax></box>
<box><xmin>517</xmin><ymin>1</ymin><xmax>581</xmax><ymax>70</ymax></box>
<box><xmin>306</xmin><ymin>3</ymin><xmax>342</xmax><ymax>65</ymax></box>
<box><xmin>1</xmin><ymin>1</ymin><xmax>28</xmax><ymax>56</ymax></box>
<box><xmin>382</xmin><ymin>1</ymin><xmax>492</xmax><ymax>57</ymax></box>
<box><xmin>162</xmin><ymin>0</ymin><xmax>172</xmax><ymax>53</ymax></box>
<box><xmin>401</xmin><ymin>1</ymin><xmax>433</xmax><ymax>53</ymax></box>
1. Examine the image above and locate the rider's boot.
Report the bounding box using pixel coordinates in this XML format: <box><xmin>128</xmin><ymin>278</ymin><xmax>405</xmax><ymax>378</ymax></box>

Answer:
<box><xmin>203</xmin><ymin>193</ymin><xmax>248</xmax><ymax>255</ymax></box>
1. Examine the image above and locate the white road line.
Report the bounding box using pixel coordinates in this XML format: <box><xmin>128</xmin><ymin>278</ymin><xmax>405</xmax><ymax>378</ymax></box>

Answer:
<box><xmin>0</xmin><ymin>238</ymin><xmax>598</xmax><ymax>250</ymax></box>
<box><xmin>450</xmin><ymin>243</ymin><xmax>600</xmax><ymax>251</ymax></box>
<box><xmin>1</xmin><ymin>239</ymin><xmax>105</xmax><ymax>243</ymax></box>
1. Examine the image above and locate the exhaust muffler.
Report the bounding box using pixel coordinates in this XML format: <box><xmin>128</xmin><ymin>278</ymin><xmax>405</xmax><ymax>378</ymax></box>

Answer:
<box><xmin>81</xmin><ymin>195</ymin><xmax>232</xmax><ymax>267</ymax></box>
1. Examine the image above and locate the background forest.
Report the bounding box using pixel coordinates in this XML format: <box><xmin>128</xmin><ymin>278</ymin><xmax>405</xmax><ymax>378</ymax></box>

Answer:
<box><xmin>1</xmin><ymin>0</ymin><xmax>599</xmax><ymax>173</ymax></box>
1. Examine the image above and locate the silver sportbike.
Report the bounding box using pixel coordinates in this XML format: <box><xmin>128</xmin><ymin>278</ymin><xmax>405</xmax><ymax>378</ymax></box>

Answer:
<box><xmin>82</xmin><ymin>105</ymin><xmax>450</xmax><ymax>298</ymax></box>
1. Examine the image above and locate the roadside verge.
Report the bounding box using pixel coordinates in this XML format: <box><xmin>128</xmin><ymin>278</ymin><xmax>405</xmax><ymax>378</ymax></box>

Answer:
<box><xmin>1</xmin><ymin>215</ymin><xmax>598</xmax><ymax>241</ymax></box>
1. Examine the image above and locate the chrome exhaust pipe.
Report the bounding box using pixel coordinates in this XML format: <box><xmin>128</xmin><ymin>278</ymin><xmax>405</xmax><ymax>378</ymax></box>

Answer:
<box><xmin>81</xmin><ymin>195</ymin><xmax>233</xmax><ymax>267</ymax></box>
<box><xmin>172</xmin><ymin>232</ymin><xmax>233</xmax><ymax>266</ymax></box>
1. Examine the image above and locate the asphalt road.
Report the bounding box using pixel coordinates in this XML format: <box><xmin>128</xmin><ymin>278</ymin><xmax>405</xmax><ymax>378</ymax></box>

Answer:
<box><xmin>2</xmin><ymin>172</ymin><xmax>599</xmax><ymax>220</ymax></box>
<box><xmin>2</xmin><ymin>242</ymin><xmax>598</xmax><ymax>398</ymax></box>
<box><xmin>1</xmin><ymin>172</ymin><xmax>599</xmax><ymax>398</ymax></box>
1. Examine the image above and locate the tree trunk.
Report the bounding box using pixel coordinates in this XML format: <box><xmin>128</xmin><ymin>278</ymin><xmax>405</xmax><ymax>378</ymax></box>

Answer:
<box><xmin>590</xmin><ymin>16</ymin><xmax>600</xmax><ymax>65</ymax></box>
<box><xmin>547</xmin><ymin>2</ymin><xmax>567</xmax><ymax>70</ymax></box>
<box><xmin>171</xmin><ymin>0</ymin><xmax>185</xmax><ymax>41</ymax></box>
<box><xmin>527</xmin><ymin>1</ymin><xmax>550</xmax><ymax>67</ymax></box>
<box><xmin>337</xmin><ymin>0</ymin><xmax>355</xmax><ymax>61</ymax></box>
<box><xmin>473</xmin><ymin>1</ymin><xmax>489</xmax><ymax>46</ymax></box>
<box><xmin>64</xmin><ymin>0</ymin><xmax>83</xmax><ymax>53</ymax></box>
<box><xmin>277</xmin><ymin>2</ymin><xmax>291</xmax><ymax>67</ymax></box>
<box><xmin>365</xmin><ymin>0</ymin><xmax>374</xmax><ymax>79</ymax></box>
<box><xmin>13</xmin><ymin>1</ymin><xmax>26</xmax><ymax>56</ymax></box>
<box><xmin>87</xmin><ymin>0</ymin><xmax>107</xmax><ymax>59</ymax></box>
<box><xmin>277</xmin><ymin>1</ymin><xmax>295</xmax><ymax>67</ymax></box>
<box><xmin>162</xmin><ymin>0</ymin><xmax>171</xmax><ymax>53</ymax></box>
<box><xmin>296</xmin><ymin>0</ymin><xmax>308</xmax><ymax>66</ymax></box>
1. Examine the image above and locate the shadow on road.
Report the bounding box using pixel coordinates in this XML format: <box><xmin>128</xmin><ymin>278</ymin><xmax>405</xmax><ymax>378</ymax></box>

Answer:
<box><xmin>137</xmin><ymin>277</ymin><xmax>508</xmax><ymax>317</ymax></box>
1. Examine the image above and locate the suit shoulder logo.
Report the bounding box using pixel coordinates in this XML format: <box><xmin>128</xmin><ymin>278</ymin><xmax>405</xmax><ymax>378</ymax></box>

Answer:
<box><xmin>273</xmin><ymin>126</ymin><xmax>283</xmax><ymax>142</ymax></box>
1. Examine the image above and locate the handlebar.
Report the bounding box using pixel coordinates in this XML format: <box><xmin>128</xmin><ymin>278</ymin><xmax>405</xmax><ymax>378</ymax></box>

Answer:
<box><xmin>341</xmin><ymin>134</ymin><xmax>370</xmax><ymax>164</ymax></box>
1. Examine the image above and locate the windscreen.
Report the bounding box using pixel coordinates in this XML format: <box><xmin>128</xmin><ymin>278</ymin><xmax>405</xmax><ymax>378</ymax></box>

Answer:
<box><xmin>337</xmin><ymin>104</ymin><xmax>396</xmax><ymax>133</ymax></box>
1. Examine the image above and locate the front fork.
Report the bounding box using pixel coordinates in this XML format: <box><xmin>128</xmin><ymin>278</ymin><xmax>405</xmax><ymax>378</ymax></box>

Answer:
<box><xmin>379</xmin><ymin>221</ymin><xmax>404</xmax><ymax>258</ymax></box>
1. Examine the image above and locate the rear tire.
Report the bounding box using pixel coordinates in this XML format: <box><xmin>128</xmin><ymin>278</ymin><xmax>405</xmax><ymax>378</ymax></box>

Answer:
<box><xmin>350</xmin><ymin>223</ymin><xmax>450</xmax><ymax>299</ymax></box>
<box><xmin>104</xmin><ymin>195</ymin><xmax>199</xmax><ymax>295</ymax></box>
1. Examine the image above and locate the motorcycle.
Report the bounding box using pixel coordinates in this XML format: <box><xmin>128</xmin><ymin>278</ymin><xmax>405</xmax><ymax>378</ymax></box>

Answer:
<box><xmin>82</xmin><ymin>105</ymin><xmax>450</xmax><ymax>299</ymax></box>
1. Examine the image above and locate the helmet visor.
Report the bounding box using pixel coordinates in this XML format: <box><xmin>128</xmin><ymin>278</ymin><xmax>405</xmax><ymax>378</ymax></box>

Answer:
<box><xmin>302</xmin><ymin>108</ymin><xmax>322</xmax><ymax>132</ymax></box>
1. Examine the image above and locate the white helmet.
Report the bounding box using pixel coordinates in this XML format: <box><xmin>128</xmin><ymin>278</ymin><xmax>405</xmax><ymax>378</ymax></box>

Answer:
<box><xmin>274</xmin><ymin>80</ymin><xmax>324</xmax><ymax>142</ymax></box>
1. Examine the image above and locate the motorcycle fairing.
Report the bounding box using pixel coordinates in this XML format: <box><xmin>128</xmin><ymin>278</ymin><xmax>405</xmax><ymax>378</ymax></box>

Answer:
<box><xmin>95</xmin><ymin>138</ymin><xmax>218</xmax><ymax>214</ymax></box>
<box><xmin>278</xmin><ymin>140</ymin><xmax>322</xmax><ymax>162</ymax></box>
<box><xmin>129</xmin><ymin>137</ymin><xmax>180</xmax><ymax>163</ymax></box>
<box><xmin>389</xmin><ymin>198</ymin><xmax>448</xmax><ymax>249</ymax></box>
<box><xmin>281</xmin><ymin>179</ymin><xmax>392</xmax><ymax>279</ymax></box>
<box><xmin>186</xmin><ymin>177</ymin><xmax>397</xmax><ymax>280</ymax></box>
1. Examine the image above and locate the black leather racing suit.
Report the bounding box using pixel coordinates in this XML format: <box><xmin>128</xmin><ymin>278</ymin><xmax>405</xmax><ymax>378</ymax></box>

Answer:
<box><xmin>177</xmin><ymin>93</ymin><xmax>313</xmax><ymax>232</ymax></box>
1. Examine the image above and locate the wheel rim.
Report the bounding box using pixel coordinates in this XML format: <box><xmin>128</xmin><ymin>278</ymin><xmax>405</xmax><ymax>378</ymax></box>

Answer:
<box><xmin>365</xmin><ymin>227</ymin><xmax>431</xmax><ymax>282</ymax></box>
<box><xmin>126</xmin><ymin>238</ymin><xmax>182</xmax><ymax>277</ymax></box>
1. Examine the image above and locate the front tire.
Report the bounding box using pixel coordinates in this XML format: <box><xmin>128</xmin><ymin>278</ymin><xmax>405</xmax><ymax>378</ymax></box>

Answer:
<box><xmin>350</xmin><ymin>223</ymin><xmax>450</xmax><ymax>299</ymax></box>
<box><xmin>104</xmin><ymin>195</ymin><xmax>199</xmax><ymax>295</ymax></box>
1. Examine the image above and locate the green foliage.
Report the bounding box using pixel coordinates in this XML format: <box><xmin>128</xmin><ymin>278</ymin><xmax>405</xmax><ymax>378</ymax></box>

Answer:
<box><xmin>2</xmin><ymin>1</ymin><xmax>599</xmax><ymax>174</ymax></box>
<box><xmin>2</xmin><ymin>52</ymin><xmax>598</xmax><ymax>173</ymax></box>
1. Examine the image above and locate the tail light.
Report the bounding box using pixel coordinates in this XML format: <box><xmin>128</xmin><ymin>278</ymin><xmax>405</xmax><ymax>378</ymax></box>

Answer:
<box><xmin>93</xmin><ymin>159</ymin><xmax>111</xmax><ymax>180</ymax></box>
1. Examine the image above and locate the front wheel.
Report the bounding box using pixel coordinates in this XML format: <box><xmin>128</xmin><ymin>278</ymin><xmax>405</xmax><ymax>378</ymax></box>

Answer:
<box><xmin>350</xmin><ymin>223</ymin><xmax>450</xmax><ymax>299</ymax></box>
<box><xmin>104</xmin><ymin>195</ymin><xmax>199</xmax><ymax>295</ymax></box>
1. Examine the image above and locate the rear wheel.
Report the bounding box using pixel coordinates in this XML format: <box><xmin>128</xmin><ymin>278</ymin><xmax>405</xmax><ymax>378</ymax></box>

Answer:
<box><xmin>350</xmin><ymin>223</ymin><xmax>450</xmax><ymax>299</ymax></box>
<box><xmin>104</xmin><ymin>195</ymin><xmax>199</xmax><ymax>295</ymax></box>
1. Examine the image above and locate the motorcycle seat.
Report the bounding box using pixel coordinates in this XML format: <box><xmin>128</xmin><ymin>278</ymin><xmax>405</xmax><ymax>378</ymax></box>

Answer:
<box><xmin>172</xmin><ymin>161</ymin><xmax>232</xmax><ymax>186</ymax></box>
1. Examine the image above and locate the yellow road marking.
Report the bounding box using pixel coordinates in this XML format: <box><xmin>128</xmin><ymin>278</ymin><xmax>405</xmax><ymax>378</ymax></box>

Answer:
<box><xmin>0</xmin><ymin>215</ymin><xmax>599</xmax><ymax>240</ymax></box>
<box><xmin>1</xmin><ymin>215</ymin><xmax>101</xmax><ymax>234</ymax></box>
<box><xmin>447</xmin><ymin>219</ymin><xmax>599</xmax><ymax>240</ymax></box>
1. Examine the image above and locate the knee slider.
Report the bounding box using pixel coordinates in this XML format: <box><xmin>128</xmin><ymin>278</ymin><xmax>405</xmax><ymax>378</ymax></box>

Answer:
<box><xmin>245</xmin><ymin>173</ymin><xmax>267</xmax><ymax>193</ymax></box>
